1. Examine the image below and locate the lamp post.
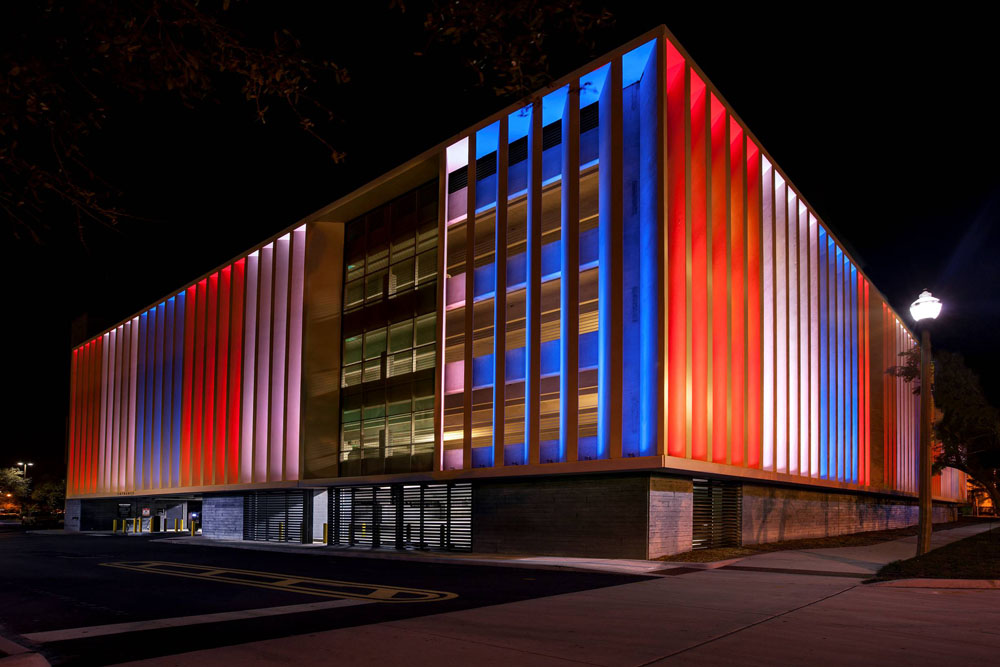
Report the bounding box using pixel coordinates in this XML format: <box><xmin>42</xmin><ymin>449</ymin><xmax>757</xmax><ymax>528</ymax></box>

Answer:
<box><xmin>16</xmin><ymin>462</ymin><xmax>34</xmax><ymax>478</ymax></box>
<box><xmin>909</xmin><ymin>290</ymin><xmax>941</xmax><ymax>556</ymax></box>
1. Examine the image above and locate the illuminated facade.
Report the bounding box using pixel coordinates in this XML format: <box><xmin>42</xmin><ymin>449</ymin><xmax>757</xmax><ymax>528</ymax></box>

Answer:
<box><xmin>65</xmin><ymin>27</ymin><xmax>965</xmax><ymax>556</ymax></box>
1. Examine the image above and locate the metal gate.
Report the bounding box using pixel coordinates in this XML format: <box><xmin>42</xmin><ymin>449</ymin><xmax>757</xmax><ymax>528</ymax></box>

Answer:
<box><xmin>329</xmin><ymin>482</ymin><xmax>472</xmax><ymax>551</ymax></box>
<box><xmin>243</xmin><ymin>491</ymin><xmax>311</xmax><ymax>543</ymax></box>
<box><xmin>692</xmin><ymin>479</ymin><xmax>742</xmax><ymax>550</ymax></box>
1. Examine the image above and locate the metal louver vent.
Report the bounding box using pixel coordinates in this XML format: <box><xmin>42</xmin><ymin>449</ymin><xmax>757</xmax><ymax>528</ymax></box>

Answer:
<box><xmin>328</xmin><ymin>482</ymin><xmax>472</xmax><ymax>551</ymax></box>
<box><xmin>243</xmin><ymin>491</ymin><xmax>310</xmax><ymax>543</ymax></box>
<box><xmin>692</xmin><ymin>479</ymin><xmax>742</xmax><ymax>550</ymax></box>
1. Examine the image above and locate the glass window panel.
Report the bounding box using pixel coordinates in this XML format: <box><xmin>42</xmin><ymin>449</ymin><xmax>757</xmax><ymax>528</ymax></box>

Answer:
<box><xmin>343</xmin><ymin>335</ymin><xmax>363</xmax><ymax>365</ymax></box>
<box><xmin>417</xmin><ymin>222</ymin><xmax>436</xmax><ymax>253</ymax></box>
<box><xmin>339</xmin><ymin>185</ymin><xmax>439</xmax><ymax>478</ymax></box>
<box><xmin>364</xmin><ymin>328</ymin><xmax>386</xmax><ymax>359</ymax></box>
<box><xmin>388</xmin><ymin>350</ymin><xmax>414</xmax><ymax>377</ymax></box>
<box><xmin>414</xmin><ymin>344</ymin><xmax>435</xmax><ymax>372</ymax></box>
<box><xmin>345</xmin><ymin>279</ymin><xmax>364</xmax><ymax>311</ymax></box>
<box><xmin>365</xmin><ymin>270</ymin><xmax>385</xmax><ymax>303</ymax></box>
<box><xmin>416</xmin><ymin>249</ymin><xmax>437</xmax><ymax>285</ymax></box>
<box><xmin>346</xmin><ymin>259</ymin><xmax>365</xmax><ymax>283</ymax></box>
<box><xmin>363</xmin><ymin>396</ymin><xmax>385</xmax><ymax>420</ymax></box>
<box><xmin>413</xmin><ymin>378</ymin><xmax>434</xmax><ymax>411</ymax></box>
<box><xmin>415</xmin><ymin>313</ymin><xmax>436</xmax><ymax>347</ymax></box>
<box><xmin>388</xmin><ymin>398</ymin><xmax>411</xmax><ymax>417</ymax></box>
<box><xmin>342</xmin><ymin>363</ymin><xmax>362</xmax><ymax>388</ymax></box>
<box><xmin>391</xmin><ymin>232</ymin><xmax>415</xmax><ymax>262</ymax></box>
<box><xmin>389</xmin><ymin>320</ymin><xmax>414</xmax><ymax>352</ymax></box>
<box><xmin>367</xmin><ymin>246</ymin><xmax>389</xmax><ymax>273</ymax></box>
<box><xmin>388</xmin><ymin>258</ymin><xmax>415</xmax><ymax>296</ymax></box>
<box><xmin>388</xmin><ymin>414</ymin><xmax>412</xmax><ymax>446</ymax></box>
<box><xmin>362</xmin><ymin>419</ymin><xmax>384</xmax><ymax>451</ymax></box>
<box><xmin>342</xmin><ymin>421</ymin><xmax>361</xmax><ymax>451</ymax></box>
<box><xmin>363</xmin><ymin>358</ymin><xmax>382</xmax><ymax>383</ymax></box>
<box><xmin>413</xmin><ymin>410</ymin><xmax>434</xmax><ymax>444</ymax></box>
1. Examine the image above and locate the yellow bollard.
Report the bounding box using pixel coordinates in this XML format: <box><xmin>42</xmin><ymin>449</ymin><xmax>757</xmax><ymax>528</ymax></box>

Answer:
<box><xmin>278</xmin><ymin>522</ymin><xmax>285</xmax><ymax>542</ymax></box>
<box><xmin>174</xmin><ymin>518</ymin><xmax>179</xmax><ymax>532</ymax></box>
<box><xmin>180</xmin><ymin>518</ymin><xmax>185</xmax><ymax>532</ymax></box>
<box><xmin>133</xmin><ymin>517</ymin><xmax>139</xmax><ymax>533</ymax></box>
<box><xmin>112</xmin><ymin>519</ymin><xmax>117</xmax><ymax>533</ymax></box>
<box><xmin>323</xmin><ymin>522</ymin><xmax>328</xmax><ymax>544</ymax></box>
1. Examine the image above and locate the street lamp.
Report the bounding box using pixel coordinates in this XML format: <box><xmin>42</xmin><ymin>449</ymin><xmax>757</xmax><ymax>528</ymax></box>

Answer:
<box><xmin>16</xmin><ymin>462</ymin><xmax>33</xmax><ymax>477</ymax></box>
<box><xmin>909</xmin><ymin>290</ymin><xmax>941</xmax><ymax>556</ymax></box>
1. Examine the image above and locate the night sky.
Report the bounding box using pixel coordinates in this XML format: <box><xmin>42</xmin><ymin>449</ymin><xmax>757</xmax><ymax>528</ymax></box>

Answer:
<box><xmin>8</xmin><ymin>5</ymin><xmax>998</xmax><ymax>481</ymax></box>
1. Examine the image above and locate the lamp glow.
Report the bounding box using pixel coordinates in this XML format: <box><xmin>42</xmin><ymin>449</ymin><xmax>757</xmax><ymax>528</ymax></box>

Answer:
<box><xmin>910</xmin><ymin>290</ymin><xmax>942</xmax><ymax>322</ymax></box>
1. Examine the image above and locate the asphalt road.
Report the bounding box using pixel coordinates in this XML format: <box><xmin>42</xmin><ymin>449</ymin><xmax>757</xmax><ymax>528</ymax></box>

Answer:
<box><xmin>0</xmin><ymin>527</ymin><xmax>647</xmax><ymax>666</ymax></box>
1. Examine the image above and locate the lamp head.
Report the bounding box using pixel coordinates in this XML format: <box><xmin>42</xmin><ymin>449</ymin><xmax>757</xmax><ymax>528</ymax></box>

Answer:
<box><xmin>910</xmin><ymin>290</ymin><xmax>942</xmax><ymax>322</ymax></box>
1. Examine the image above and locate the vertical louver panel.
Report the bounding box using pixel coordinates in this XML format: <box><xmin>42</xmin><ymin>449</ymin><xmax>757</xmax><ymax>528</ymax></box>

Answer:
<box><xmin>67</xmin><ymin>226</ymin><xmax>307</xmax><ymax>498</ymax></box>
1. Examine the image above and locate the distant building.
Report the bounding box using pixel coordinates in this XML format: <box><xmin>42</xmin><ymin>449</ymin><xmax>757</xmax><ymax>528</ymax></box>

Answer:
<box><xmin>64</xmin><ymin>26</ymin><xmax>965</xmax><ymax>557</ymax></box>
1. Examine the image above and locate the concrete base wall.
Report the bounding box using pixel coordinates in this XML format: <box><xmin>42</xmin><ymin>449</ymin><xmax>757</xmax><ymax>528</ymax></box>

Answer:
<box><xmin>742</xmin><ymin>484</ymin><xmax>958</xmax><ymax>545</ymax></box>
<box><xmin>64</xmin><ymin>499</ymin><xmax>82</xmax><ymax>531</ymax></box>
<box><xmin>648</xmin><ymin>476</ymin><xmax>693</xmax><ymax>558</ymax></box>
<box><xmin>473</xmin><ymin>474</ymin><xmax>650</xmax><ymax>559</ymax></box>
<box><xmin>202</xmin><ymin>495</ymin><xmax>244</xmax><ymax>540</ymax></box>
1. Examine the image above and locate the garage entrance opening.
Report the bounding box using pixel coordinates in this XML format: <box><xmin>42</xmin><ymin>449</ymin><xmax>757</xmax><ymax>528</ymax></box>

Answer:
<box><xmin>243</xmin><ymin>491</ymin><xmax>311</xmax><ymax>543</ymax></box>
<box><xmin>329</xmin><ymin>482</ymin><xmax>471</xmax><ymax>551</ymax></box>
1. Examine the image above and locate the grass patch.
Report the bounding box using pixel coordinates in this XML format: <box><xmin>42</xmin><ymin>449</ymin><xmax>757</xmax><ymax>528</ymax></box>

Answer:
<box><xmin>872</xmin><ymin>526</ymin><xmax>1000</xmax><ymax>581</ymax></box>
<box><xmin>657</xmin><ymin>518</ymin><xmax>984</xmax><ymax>563</ymax></box>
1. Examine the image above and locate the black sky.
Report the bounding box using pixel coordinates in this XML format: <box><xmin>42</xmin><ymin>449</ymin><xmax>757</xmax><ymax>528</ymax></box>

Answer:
<box><xmin>7</xmin><ymin>4</ymin><xmax>999</xmax><ymax>480</ymax></box>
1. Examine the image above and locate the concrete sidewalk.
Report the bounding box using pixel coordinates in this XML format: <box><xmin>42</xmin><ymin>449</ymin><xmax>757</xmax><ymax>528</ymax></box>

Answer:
<box><xmin>119</xmin><ymin>523</ymin><xmax>999</xmax><ymax>666</ymax></box>
<box><xmin>120</xmin><ymin>560</ymin><xmax>999</xmax><ymax>667</ymax></box>
<box><xmin>712</xmin><ymin>521</ymin><xmax>995</xmax><ymax>577</ymax></box>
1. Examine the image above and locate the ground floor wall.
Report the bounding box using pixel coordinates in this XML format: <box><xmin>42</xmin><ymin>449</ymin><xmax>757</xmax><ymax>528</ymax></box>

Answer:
<box><xmin>741</xmin><ymin>484</ymin><xmax>958</xmax><ymax>545</ymax></box>
<box><xmin>473</xmin><ymin>474</ymin><xmax>647</xmax><ymax>559</ymax></box>
<box><xmin>66</xmin><ymin>475</ymin><xmax>961</xmax><ymax>558</ymax></box>
<box><xmin>472</xmin><ymin>473</ymin><xmax>692</xmax><ymax>559</ymax></box>
<box><xmin>201</xmin><ymin>496</ymin><xmax>244</xmax><ymax>540</ymax></box>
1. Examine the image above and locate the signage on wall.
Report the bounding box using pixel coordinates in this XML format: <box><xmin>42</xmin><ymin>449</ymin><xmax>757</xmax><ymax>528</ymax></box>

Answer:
<box><xmin>142</xmin><ymin>507</ymin><xmax>150</xmax><ymax>517</ymax></box>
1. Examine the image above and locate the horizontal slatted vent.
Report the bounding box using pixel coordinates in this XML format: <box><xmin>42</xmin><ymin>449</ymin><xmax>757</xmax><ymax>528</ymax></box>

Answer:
<box><xmin>243</xmin><ymin>491</ymin><xmax>309</xmax><ymax>543</ymax></box>
<box><xmin>692</xmin><ymin>479</ymin><xmax>742</xmax><ymax>550</ymax></box>
<box><xmin>328</xmin><ymin>482</ymin><xmax>472</xmax><ymax>551</ymax></box>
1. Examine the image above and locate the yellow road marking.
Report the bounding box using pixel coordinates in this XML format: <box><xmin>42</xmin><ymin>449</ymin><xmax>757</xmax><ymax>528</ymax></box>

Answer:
<box><xmin>100</xmin><ymin>561</ymin><xmax>457</xmax><ymax>603</ymax></box>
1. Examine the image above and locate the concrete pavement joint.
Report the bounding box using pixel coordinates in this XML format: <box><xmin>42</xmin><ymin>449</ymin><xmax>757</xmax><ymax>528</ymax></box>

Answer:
<box><xmin>633</xmin><ymin>584</ymin><xmax>858</xmax><ymax>666</ymax></box>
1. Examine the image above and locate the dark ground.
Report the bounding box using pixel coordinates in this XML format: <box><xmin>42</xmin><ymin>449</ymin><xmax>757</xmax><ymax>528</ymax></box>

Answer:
<box><xmin>0</xmin><ymin>527</ymin><xmax>647</xmax><ymax>666</ymax></box>
<box><xmin>874</xmin><ymin>526</ymin><xmax>1000</xmax><ymax>581</ymax></box>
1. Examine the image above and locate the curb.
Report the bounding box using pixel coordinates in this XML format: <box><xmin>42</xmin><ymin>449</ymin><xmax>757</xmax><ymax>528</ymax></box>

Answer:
<box><xmin>653</xmin><ymin>558</ymin><xmax>746</xmax><ymax>570</ymax></box>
